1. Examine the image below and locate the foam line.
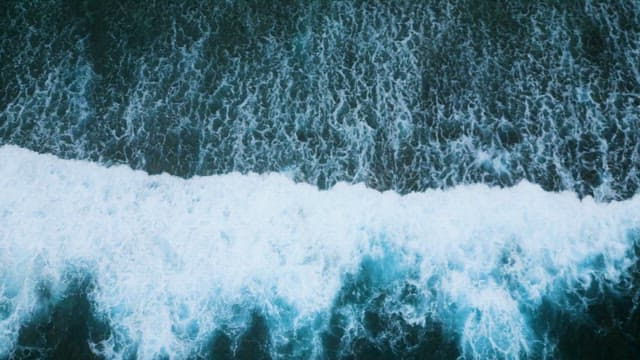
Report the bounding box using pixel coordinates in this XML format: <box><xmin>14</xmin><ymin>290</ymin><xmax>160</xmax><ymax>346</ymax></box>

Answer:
<box><xmin>0</xmin><ymin>145</ymin><xmax>638</xmax><ymax>358</ymax></box>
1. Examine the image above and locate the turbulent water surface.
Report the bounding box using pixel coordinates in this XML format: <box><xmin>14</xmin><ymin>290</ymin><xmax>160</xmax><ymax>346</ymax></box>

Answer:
<box><xmin>1</xmin><ymin>0</ymin><xmax>639</xmax><ymax>359</ymax></box>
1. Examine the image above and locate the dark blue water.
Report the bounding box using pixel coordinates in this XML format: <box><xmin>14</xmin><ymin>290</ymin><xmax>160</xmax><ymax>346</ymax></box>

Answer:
<box><xmin>1</xmin><ymin>1</ymin><xmax>639</xmax><ymax>359</ymax></box>
<box><xmin>2</xmin><ymin>0</ymin><xmax>639</xmax><ymax>200</ymax></box>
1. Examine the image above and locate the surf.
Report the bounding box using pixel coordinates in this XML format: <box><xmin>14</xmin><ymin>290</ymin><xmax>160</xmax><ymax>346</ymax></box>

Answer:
<box><xmin>1</xmin><ymin>145</ymin><xmax>638</xmax><ymax>358</ymax></box>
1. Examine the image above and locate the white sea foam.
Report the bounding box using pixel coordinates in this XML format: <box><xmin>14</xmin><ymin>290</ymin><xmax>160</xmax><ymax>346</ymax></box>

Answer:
<box><xmin>0</xmin><ymin>145</ymin><xmax>638</xmax><ymax>359</ymax></box>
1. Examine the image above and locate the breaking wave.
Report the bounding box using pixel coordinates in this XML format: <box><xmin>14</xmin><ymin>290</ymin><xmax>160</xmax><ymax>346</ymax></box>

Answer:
<box><xmin>1</xmin><ymin>146</ymin><xmax>639</xmax><ymax>359</ymax></box>
<box><xmin>1</xmin><ymin>1</ymin><xmax>640</xmax><ymax>358</ymax></box>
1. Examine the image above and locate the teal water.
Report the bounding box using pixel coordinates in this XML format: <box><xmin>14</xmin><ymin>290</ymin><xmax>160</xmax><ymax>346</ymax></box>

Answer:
<box><xmin>1</xmin><ymin>1</ymin><xmax>640</xmax><ymax>359</ymax></box>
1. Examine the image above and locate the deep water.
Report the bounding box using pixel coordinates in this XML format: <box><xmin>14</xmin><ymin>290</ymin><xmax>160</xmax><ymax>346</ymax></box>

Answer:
<box><xmin>1</xmin><ymin>1</ymin><xmax>640</xmax><ymax>359</ymax></box>
<box><xmin>1</xmin><ymin>0</ymin><xmax>639</xmax><ymax>199</ymax></box>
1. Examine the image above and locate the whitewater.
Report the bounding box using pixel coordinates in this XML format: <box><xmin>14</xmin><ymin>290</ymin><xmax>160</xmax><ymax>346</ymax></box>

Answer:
<box><xmin>1</xmin><ymin>0</ymin><xmax>640</xmax><ymax>358</ymax></box>
<box><xmin>1</xmin><ymin>145</ymin><xmax>638</xmax><ymax>359</ymax></box>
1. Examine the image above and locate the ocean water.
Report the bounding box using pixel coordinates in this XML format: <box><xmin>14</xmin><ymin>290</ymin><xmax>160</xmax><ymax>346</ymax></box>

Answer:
<box><xmin>0</xmin><ymin>1</ymin><xmax>639</xmax><ymax>359</ymax></box>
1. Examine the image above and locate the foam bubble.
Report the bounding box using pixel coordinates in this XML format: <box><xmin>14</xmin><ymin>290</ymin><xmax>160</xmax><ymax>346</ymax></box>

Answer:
<box><xmin>0</xmin><ymin>145</ymin><xmax>638</xmax><ymax>358</ymax></box>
